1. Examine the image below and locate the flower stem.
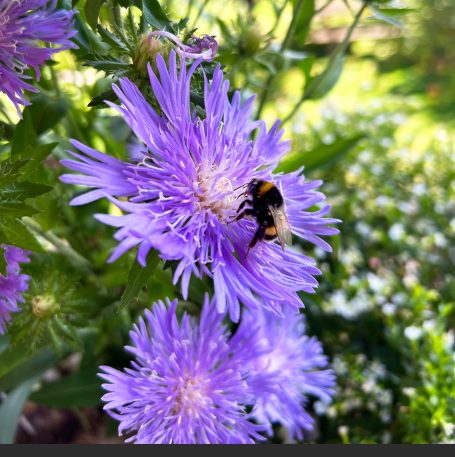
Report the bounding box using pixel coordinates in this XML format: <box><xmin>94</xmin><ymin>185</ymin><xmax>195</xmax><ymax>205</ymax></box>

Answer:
<box><xmin>281</xmin><ymin>1</ymin><xmax>367</xmax><ymax>125</ymax></box>
<box><xmin>269</xmin><ymin>0</ymin><xmax>290</xmax><ymax>37</ymax></box>
<box><xmin>49</xmin><ymin>66</ymin><xmax>88</xmax><ymax>143</ymax></box>
<box><xmin>191</xmin><ymin>0</ymin><xmax>210</xmax><ymax>30</ymax></box>
<box><xmin>255</xmin><ymin>0</ymin><xmax>306</xmax><ymax>120</ymax></box>
<box><xmin>22</xmin><ymin>217</ymin><xmax>92</xmax><ymax>272</ymax></box>
<box><xmin>315</xmin><ymin>0</ymin><xmax>334</xmax><ymax>14</ymax></box>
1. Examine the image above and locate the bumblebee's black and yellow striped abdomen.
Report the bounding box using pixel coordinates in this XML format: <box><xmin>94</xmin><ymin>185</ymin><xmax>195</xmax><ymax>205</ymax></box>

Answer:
<box><xmin>234</xmin><ymin>179</ymin><xmax>293</xmax><ymax>253</ymax></box>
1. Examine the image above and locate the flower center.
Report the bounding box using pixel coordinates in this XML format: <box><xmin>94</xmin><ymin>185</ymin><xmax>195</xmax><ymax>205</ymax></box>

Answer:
<box><xmin>196</xmin><ymin>170</ymin><xmax>238</xmax><ymax>221</ymax></box>
<box><xmin>173</xmin><ymin>376</ymin><xmax>210</xmax><ymax>419</ymax></box>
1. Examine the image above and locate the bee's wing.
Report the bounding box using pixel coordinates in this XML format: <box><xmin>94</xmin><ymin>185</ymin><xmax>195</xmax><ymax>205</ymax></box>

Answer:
<box><xmin>268</xmin><ymin>204</ymin><xmax>293</xmax><ymax>248</ymax></box>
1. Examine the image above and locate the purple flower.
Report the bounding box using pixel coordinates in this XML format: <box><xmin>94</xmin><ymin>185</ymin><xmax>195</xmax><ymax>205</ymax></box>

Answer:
<box><xmin>0</xmin><ymin>0</ymin><xmax>77</xmax><ymax>115</ymax></box>
<box><xmin>146</xmin><ymin>30</ymin><xmax>218</xmax><ymax>61</ymax></box>
<box><xmin>99</xmin><ymin>296</ymin><xmax>265</xmax><ymax>444</ymax></box>
<box><xmin>60</xmin><ymin>51</ymin><xmax>339</xmax><ymax>321</ymax></box>
<box><xmin>243</xmin><ymin>307</ymin><xmax>335</xmax><ymax>441</ymax></box>
<box><xmin>0</xmin><ymin>245</ymin><xmax>31</xmax><ymax>334</ymax></box>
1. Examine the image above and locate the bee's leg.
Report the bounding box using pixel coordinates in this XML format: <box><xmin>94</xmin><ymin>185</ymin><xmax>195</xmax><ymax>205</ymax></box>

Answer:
<box><xmin>246</xmin><ymin>224</ymin><xmax>266</xmax><ymax>256</ymax></box>
<box><xmin>236</xmin><ymin>199</ymin><xmax>253</xmax><ymax>215</ymax></box>
<box><xmin>229</xmin><ymin>207</ymin><xmax>255</xmax><ymax>224</ymax></box>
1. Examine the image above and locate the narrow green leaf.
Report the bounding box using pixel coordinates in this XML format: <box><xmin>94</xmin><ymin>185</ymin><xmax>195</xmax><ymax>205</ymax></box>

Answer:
<box><xmin>0</xmin><ymin>203</ymin><xmax>38</xmax><ymax>217</ymax></box>
<box><xmin>11</xmin><ymin>110</ymin><xmax>37</xmax><ymax>155</ymax></box>
<box><xmin>30</xmin><ymin>368</ymin><xmax>102</xmax><ymax>408</ymax></box>
<box><xmin>275</xmin><ymin>133</ymin><xmax>365</xmax><ymax>174</ymax></box>
<box><xmin>299</xmin><ymin>56</ymin><xmax>315</xmax><ymax>82</ymax></box>
<box><xmin>72</xmin><ymin>12</ymin><xmax>101</xmax><ymax>52</ymax></box>
<box><xmin>97</xmin><ymin>25</ymin><xmax>129</xmax><ymax>52</ymax></box>
<box><xmin>119</xmin><ymin>251</ymin><xmax>160</xmax><ymax>310</ymax></box>
<box><xmin>84</xmin><ymin>58</ymin><xmax>131</xmax><ymax>72</ymax></box>
<box><xmin>142</xmin><ymin>0</ymin><xmax>173</xmax><ymax>31</ymax></box>
<box><xmin>0</xmin><ymin>376</ymin><xmax>40</xmax><ymax>444</ymax></box>
<box><xmin>17</xmin><ymin>143</ymin><xmax>57</xmax><ymax>179</ymax></box>
<box><xmin>0</xmin><ymin>218</ymin><xmax>42</xmax><ymax>252</ymax></box>
<box><xmin>84</xmin><ymin>0</ymin><xmax>106</xmax><ymax>30</ymax></box>
<box><xmin>28</xmin><ymin>95</ymin><xmax>69</xmax><ymax>135</ymax></box>
<box><xmin>293</xmin><ymin>0</ymin><xmax>315</xmax><ymax>44</ymax></box>
<box><xmin>88</xmin><ymin>88</ymin><xmax>117</xmax><ymax>108</ymax></box>
<box><xmin>0</xmin><ymin>182</ymin><xmax>53</xmax><ymax>200</ymax></box>
<box><xmin>304</xmin><ymin>52</ymin><xmax>345</xmax><ymax>100</ymax></box>
<box><xmin>0</xmin><ymin>160</ymin><xmax>27</xmax><ymax>186</ymax></box>
<box><xmin>368</xmin><ymin>7</ymin><xmax>413</xmax><ymax>28</ymax></box>
<box><xmin>0</xmin><ymin>348</ymin><xmax>57</xmax><ymax>392</ymax></box>
<box><xmin>0</xmin><ymin>249</ymin><xmax>6</xmax><ymax>275</ymax></box>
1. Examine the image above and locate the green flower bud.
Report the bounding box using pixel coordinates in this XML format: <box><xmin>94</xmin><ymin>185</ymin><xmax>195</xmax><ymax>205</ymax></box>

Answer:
<box><xmin>32</xmin><ymin>295</ymin><xmax>58</xmax><ymax>319</ymax></box>
<box><xmin>239</xmin><ymin>23</ymin><xmax>264</xmax><ymax>56</ymax></box>
<box><xmin>133</xmin><ymin>33</ymin><xmax>170</xmax><ymax>77</ymax></box>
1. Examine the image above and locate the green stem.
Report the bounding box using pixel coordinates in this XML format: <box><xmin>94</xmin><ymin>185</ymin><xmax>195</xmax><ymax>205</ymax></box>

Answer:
<box><xmin>281</xmin><ymin>1</ymin><xmax>367</xmax><ymax>125</ymax></box>
<box><xmin>191</xmin><ymin>0</ymin><xmax>210</xmax><ymax>30</ymax></box>
<box><xmin>22</xmin><ymin>217</ymin><xmax>92</xmax><ymax>272</ymax></box>
<box><xmin>0</xmin><ymin>105</ymin><xmax>13</xmax><ymax>125</ymax></box>
<box><xmin>255</xmin><ymin>0</ymin><xmax>305</xmax><ymax>120</ymax></box>
<box><xmin>49</xmin><ymin>66</ymin><xmax>62</xmax><ymax>97</ymax></box>
<box><xmin>49</xmin><ymin>66</ymin><xmax>87</xmax><ymax>143</ymax></box>
<box><xmin>315</xmin><ymin>0</ymin><xmax>333</xmax><ymax>14</ymax></box>
<box><xmin>186</xmin><ymin>0</ymin><xmax>195</xmax><ymax>19</ymax></box>
<box><xmin>269</xmin><ymin>0</ymin><xmax>290</xmax><ymax>36</ymax></box>
<box><xmin>113</xmin><ymin>4</ymin><xmax>122</xmax><ymax>29</ymax></box>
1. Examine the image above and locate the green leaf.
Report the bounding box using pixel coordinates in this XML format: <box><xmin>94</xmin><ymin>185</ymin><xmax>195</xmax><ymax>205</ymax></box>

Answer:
<box><xmin>299</xmin><ymin>56</ymin><xmax>315</xmax><ymax>82</ymax></box>
<box><xmin>275</xmin><ymin>133</ymin><xmax>365</xmax><ymax>174</ymax></box>
<box><xmin>0</xmin><ymin>348</ymin><xmax>57</xmax><ymax>392</ymax></box>
<box><xmin>30</xmin><ymin>368</ymin><xmax>102</xmax><ymax>408</ymax></box>
<box><xmin>0</xmin><ymin>160</ymin><xmax>27</xmax><ymax>186</ymax></box>
<box><xmin>119</xmin><ymin>251</ymin><xmax>160</xmax><ymax>310</ymax></box>
<box><xmin>11</xmin><ymin>110</ymin><xmax>37</xmax><ymax>155</ymax></box>
<box><xmin>0</xmin><ymin>376</ymin><xmax>40</xmax><ymax>444</ymax></box>
<box><xmin>0</xmin><ymin>250</ymin><xmax>6</xmax><ymax>276</ymax></box>
<box><xmin>87</xmin><ymin>88</ymin><xmax>118</xmax><ymax>108</ymax></box>
<box><xmin>303</xmin><ymin>52</ymin><xmax>345</xmax><ymax>100</ymax></box>
<box><xmin>0</xmin><ymin>218</ymin><xmax>42</xmax><ymax>252</ymax></box>
<box><xmin>293</xmin><ymin>0</ymin><xmax>315</xmax><ymax>45</ymax></box>
<box><xmin>0</xmin><ymin>202</ymin><xmax>37</xmax><ymax>217</ymax></box>
<box><xmin>84</xmin><ymin>0</ymin><xmax>106</xmax><ymax>30</ymax></box>
<box><xmin>97</xmin><ymin>25</ymin><xmax>129</xmax><ymax>53</ymax></box>
<box><xmin>142</xmin><ymin>0</ymin><xmax>173</xmax><ymax>31</ymax></box>
<box><xmin>16</xmin><ymin>143</ymin><xmax>57</xmax><ymax>179</ymax></box>
<box><xmin>0</xmin><ymin>182</ymin><xmax>53</xmax><ymax>200</ymax></box>
<box><xmin>28</xmin><ymin>95</ymin><xmax>69</xmax><ymax>135</ymax></box>
<box><xmin>84</xmin><ymin>58</ymin><xmax>131</xmax><ymax>72</ymax></box>
<box><xmin>368</xmin><ymin>7</ymin><xmax>413</xmax><ymax>28</ymax></box>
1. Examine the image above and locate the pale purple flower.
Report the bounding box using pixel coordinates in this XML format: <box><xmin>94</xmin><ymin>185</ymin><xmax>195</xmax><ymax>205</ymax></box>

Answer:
<box><xmin>0</xmin><ymin>0</ymin><xmax>77</xmax><ymax>115</ymax></box>
<box><xmin>60</xmin><ymin>51</ymin><xmax>339</xmax><ymax>321</ymax></box>
<box><xmin>0</xmin><ymin>245</ymin><xmax>31</xmax><ymax>334</ymax></box>
<box><xmin>243</xmin><ymin>307</ymin><xmax>335</xmax><ymax>441</ymax></box>
<box><xmin>147</xmin><ymin>30</ymin><xmax>218</xmax><ymax>61</ymax></box>
<box><xmin>99</xmin><ymin>296</ymin><xmax>266</xmax><ymax>444</ymax></box>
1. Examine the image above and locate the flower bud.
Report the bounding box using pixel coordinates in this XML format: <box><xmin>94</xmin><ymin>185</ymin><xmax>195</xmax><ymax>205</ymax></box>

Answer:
<box><xmin>32</xmin><ymin>295</ymin><xmax>57</xmax><ymax>318</ymax></box>
<box><xmin>133</xmin><ymin>33</ymin><xmax>169</xmax><ymax>77</ymax></box>
<box><xmin>239</xmin><ymin>23</ymin><xmax>264</xmax><ymax>55</ymax></box>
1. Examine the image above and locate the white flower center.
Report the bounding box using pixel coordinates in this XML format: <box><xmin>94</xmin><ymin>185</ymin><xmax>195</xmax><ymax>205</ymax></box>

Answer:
<box><xmin>172</xmin><ymin>376</ymin><xmax>210</xmax><ymax>420</ymax></box>
<box><xmin>196</xmin><ymin>167</ymin><xmax>239</xmax><ymax>221</ymax></box>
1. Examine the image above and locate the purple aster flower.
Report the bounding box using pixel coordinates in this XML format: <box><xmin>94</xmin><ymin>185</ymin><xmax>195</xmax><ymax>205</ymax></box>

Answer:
<box><xmin>60</xmin><ymin>51</ymin><xmax>339</xmax><ymax>321</ymax></box>
<box><xmin>99</xmin><ymin>296</ymin><xmax>266</xmax><ymax>444</ymax></box>
<box><xmin>0</xmin><ymin>245</ymin><xmax>31</xmax><ymax>334</ymax></box>
<box><xmin>243</xmin><ymin>307</ymin><xmax>335</xmax><ymax>441</ymax></box>
<box><xmin>0</xmin><ymin>0</ymin><xmax>77</xmax><ymax>115</ymax></box>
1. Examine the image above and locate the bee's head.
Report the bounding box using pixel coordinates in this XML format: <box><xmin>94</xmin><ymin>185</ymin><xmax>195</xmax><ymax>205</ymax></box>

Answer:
<box><xmin>246</xmin><ymin>179</ymin><xmax>261</xmax><ymax>196</ymax></box>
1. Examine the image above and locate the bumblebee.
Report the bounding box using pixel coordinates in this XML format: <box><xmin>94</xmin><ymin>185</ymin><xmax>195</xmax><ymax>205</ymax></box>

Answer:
<box><xmin>234</xmin><ymin>179</ymin><xmax>292</xmax><ymax>252</ymax></box>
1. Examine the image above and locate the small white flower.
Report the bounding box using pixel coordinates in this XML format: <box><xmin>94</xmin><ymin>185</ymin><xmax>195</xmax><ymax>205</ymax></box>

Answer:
<box><xmin>404</xmin><ymin>326</ymin><xmax>422</xmax><ymax>341</ymax></box>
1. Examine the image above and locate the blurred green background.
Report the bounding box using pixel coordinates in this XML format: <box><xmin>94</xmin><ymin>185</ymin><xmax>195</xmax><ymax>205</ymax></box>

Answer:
<box><xmin>0</xmin><ymin>0</ymin><xmax>453</xmax><ymax>444</ymax></box>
